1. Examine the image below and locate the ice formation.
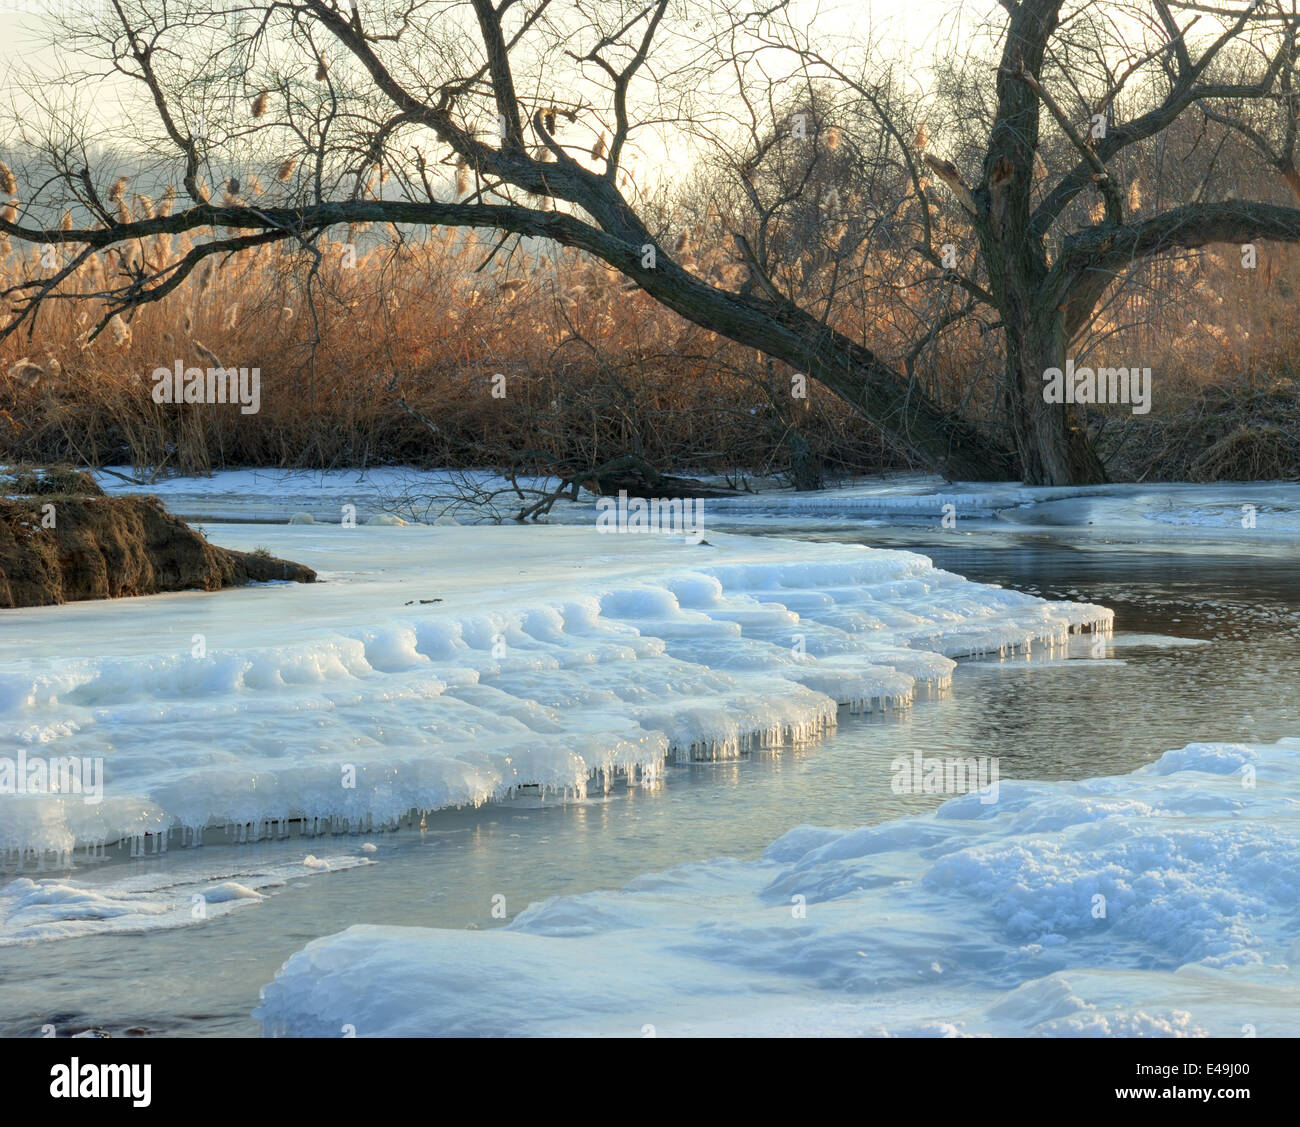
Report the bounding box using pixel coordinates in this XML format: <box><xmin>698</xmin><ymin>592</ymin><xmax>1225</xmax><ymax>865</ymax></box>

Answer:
<box><xmin>255</xmin><ymin>738</ymin><xmax>1300</xmax><ymax>1038</ymax></box>
<box><xmin>0</xmin><ymin>850</ymin><xmax>371</xmax><ymax>947</ymax></box>
<box><xmin>1</xmin><ymin>526</ymin><xmax>1109</xmax><ymax>864</ymax></box>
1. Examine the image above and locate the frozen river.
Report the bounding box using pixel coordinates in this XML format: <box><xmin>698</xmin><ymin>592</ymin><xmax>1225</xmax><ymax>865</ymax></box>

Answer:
<box><xmin>1</xmin><ymin>475</ymin><xmax>1298</xmax><ymax>1036</ymax></box>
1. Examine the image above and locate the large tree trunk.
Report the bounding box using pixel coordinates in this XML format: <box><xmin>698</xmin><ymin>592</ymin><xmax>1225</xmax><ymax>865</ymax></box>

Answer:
<box><xmin>983</xmin><ymin>255</ymin><xmax>1106</xmax><ymax>485</ymax></box>
<box><xmin>976</xmin><ymin>0</ymin><xmax>1108</xmax><ymax>487</ymax></box>
<box><xmin>1004</xmin><ymin>315</ymin><xmax>1109</xmax><ymax>485</ymax></box>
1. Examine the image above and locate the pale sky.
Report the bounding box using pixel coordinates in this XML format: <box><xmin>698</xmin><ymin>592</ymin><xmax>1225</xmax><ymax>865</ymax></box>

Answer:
<box><xmin>0</xmin><ymin>0</ymin><xmax>977</xmax><ymax>122</ymax></box>
<box><xmin>0</xmin><ymin>0</ymin><xmax>988</xmax><ymax>211</ymax></box>
<box><xmin>1</xmin><ymin>0</ymin><xmax>1223</xmax><ymax>199</ymax></box>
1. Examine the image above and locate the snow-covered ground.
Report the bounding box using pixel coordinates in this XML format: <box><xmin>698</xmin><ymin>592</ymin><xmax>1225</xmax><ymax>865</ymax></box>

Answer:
<box><xmin>92</xmin><ymin>466</ymin><xmax>560</xmax><ymax>525</ymax></box>
<box><xmin>256</xmin><ymin>737</ymin><xmax>1300</xmax><ymax>1037</ymax></box>
<box><xmin>0</xmin><ymin>525</ymin><xmax>1109</xmax><ymax>866</ymax></box>
<box><xmin>91</xmin><ymin>467</ymin><xmax>1300</xmax><ymax>551</ymax></box>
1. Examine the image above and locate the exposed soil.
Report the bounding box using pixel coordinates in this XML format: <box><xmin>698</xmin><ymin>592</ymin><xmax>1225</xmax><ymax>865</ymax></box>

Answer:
<box><xmin>1</xmin><ymin>468</ymin><xmax>314</xmax><ymax>608</ymax></box>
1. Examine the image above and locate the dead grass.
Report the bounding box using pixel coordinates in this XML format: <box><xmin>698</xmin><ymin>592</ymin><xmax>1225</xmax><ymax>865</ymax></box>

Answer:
<box><xmin>2</xmin><ymin>188</ymin><xmax>1299</xmax><ymax>483</ymax></box>
<box><xmin>1105</xmin><ymin>377</ymin><xmax>1300</xmax><ymax>482</ymax></box>
<box><xmin>0</xmin><ymin>223</ymin><xmax>916</xmax><ymax>481</ymax></box>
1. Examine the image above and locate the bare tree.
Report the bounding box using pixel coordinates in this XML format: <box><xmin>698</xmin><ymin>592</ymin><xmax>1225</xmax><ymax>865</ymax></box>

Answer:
<box><xmin>3</xmin><ymin>0</ymin><xmax>1300</xmax><ymax>484</ymax></box>
<box><xmin>745</xmin><ymin>0</ymin><xmax>1300</xmax><ymax>482</ymax></box>
<box><xmin>964</xmin><ymin>0</ymin><xmax>1300</xmax><ymax>481</ymax></box>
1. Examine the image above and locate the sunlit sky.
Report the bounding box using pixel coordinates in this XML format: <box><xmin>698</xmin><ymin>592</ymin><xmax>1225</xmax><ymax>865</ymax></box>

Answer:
<box><xmin>0</xmin><ymin>0</ymin><xmax>1251</xmax><ymax>199</ymax></box>
<box><xmin>0</xmin><ymin>0</ymin><xmax>1009</xmax><ymax>218</ymax></box>
<box><xmin>0</xmin><ymin>0</ymin><xmax>987</xmax><ymax>139</ymax></box>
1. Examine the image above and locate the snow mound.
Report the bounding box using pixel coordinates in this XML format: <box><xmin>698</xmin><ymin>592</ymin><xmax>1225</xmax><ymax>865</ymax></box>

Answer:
<box><xmin>255</xmin><ymin>737</ymin><xmax>1300</xmax><ymax>1038</ymax></box>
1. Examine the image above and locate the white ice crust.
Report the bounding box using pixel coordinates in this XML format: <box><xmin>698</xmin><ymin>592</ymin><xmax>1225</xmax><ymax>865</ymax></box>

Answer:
<box><xmin>1</xmin><ymin>525</ymin><xmax>1109</xmax><ymax>863</ymax></box>
<box><xmin>255</xmin><ymin>738</ymin><xmax>1300</xmax><ymax>1038</ymax></box>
